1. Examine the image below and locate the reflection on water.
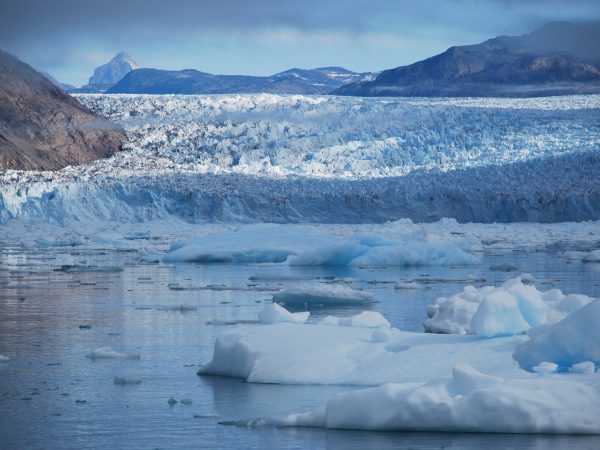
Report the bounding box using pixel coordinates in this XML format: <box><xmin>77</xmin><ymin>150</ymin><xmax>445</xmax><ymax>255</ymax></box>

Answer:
<box><xmin>1</xmin><ymin>245</ymin><xmax>599</xmax><ymax>449</ymax></box>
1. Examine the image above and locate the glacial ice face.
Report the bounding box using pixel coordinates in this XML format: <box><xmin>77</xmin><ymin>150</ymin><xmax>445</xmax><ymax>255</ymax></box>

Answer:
<box><xmin>1</xmin><ymin>94</ymin><xmax>600</xmax><ymax>224</ymax></box>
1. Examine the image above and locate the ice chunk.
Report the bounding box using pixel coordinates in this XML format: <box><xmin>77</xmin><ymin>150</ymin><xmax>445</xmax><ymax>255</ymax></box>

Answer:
<box><xmin>582</xmin><ymin>250</ymin><xmax>600</xmax><ymax>263</ymax></box>
<box><xmin>272</xmin><ymin>284</ymin><xmax>373</xmax><ymax>306</ymax></box>
<box><xmin>532</xmin><ymin>362</ymin><xmax>558</xmax><ymax>375</ymax></box>
<box><xmin>0</xmin><ymin>354</ymin><xmax>9</xmax><ymax>362</ymax></box>
<box><xmin>258</xmin><ymin>303</ymin><xmax>309</xmax><ymax>324</ymax></box>
<box><xmin>424</xmin><ymin>276</ymin><xmax>592</xmax><ymax>337</ymax></box>
<box><xmin>280</xmin><ymin>364</ymin><xmax>600</xmax><ymax>434</ymax></box>
<box><xmin>570</xmin><ymin>361</ymin><xmax>596</xmax><ymax>375</ymax></box>
<box><xmin>513</xmin><ymin>300</ymin><xmax>600</xmax><ymax>371</ymax></box>
<box><xmin>85</xmin><ymin>347</ymin><xmax>141</xmax><ymax>360</ymax></box>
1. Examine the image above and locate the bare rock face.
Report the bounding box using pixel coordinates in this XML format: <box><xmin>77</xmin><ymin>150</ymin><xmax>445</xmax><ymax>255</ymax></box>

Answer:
<box><xmin>0</xmin><ymin>49</ymin><xmax>125</xmax><ymax>171</ymax></box>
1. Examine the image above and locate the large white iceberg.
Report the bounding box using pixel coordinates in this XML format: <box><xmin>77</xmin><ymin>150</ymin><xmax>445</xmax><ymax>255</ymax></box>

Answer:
<box><xmin>163</xmin><ymin>225</ymin><xmax>478</xmax><ymax>267</ymax></box>
<box><xmin>423</xmin><ymin>276</ymin><xmax>593</xmax><ymax>336</ymax></box>
<box><xmin>281</xmin><ymin>363</ymin><xmax>600</xmax><ymax>434</ymax></box>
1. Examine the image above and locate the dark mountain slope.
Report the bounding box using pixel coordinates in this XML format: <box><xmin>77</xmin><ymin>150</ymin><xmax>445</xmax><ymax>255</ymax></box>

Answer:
<box><xmin>0</xmin><ymin>50</ymin><xmax>124</xmax><ymax>170</ymax></box>
<box><xmin>335</xmin><ymin>21</ymin><xmax>600</xmax><ymax>97</ymax></box>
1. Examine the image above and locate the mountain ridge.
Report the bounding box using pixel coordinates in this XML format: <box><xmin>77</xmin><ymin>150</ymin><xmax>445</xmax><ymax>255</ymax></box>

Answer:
<box><xmin>334</xmin><ymin>21</ymin><xmax>600</xmax><ymax>97</ymax></box>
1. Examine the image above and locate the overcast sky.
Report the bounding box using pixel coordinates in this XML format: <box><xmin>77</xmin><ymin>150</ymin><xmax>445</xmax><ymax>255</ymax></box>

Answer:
<box><xmin>1</xmin><ymin>0</ymin><xmax>599</xmax><ymax>86</ymax></box>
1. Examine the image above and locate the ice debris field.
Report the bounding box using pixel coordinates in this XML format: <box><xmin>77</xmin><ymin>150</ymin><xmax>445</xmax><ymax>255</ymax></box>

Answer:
<box><xmin>0</xmin><ymin>93</ymin><xmax>599</xmax><ymax>223</ymax></box>
<box><xmin>202</xmin><ymin>280</ymin><xmax>600</xmax><ymax>434</ymax></box>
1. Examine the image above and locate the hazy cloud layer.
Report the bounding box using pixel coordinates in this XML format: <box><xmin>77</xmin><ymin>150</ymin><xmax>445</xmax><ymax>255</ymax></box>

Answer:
<box><xmin>1</xmin><ymin>0</ymin><xmax>599</xmax><ymax>85</ymax></box>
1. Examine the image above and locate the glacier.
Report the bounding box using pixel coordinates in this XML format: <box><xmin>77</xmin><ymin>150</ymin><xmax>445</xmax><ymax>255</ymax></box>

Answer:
<box><xmin>1</xmin><ymin>93</ymin><xmax>599</xmax><ymax>224</ymax></box>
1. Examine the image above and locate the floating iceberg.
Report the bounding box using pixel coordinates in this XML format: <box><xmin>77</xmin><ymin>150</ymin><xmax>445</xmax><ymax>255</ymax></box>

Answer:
<box><xmin>423</xmin><ymin>276</ymin><xmax>593</xmax><ymax>336</ymax></box>
<box><xmin>0</xmin><ymin>355</ymin><xmax>9</xmax><ymax>362</ymax></box>
<box><xmin>199</xmin><ymin>319</ymin><xmax>528</xmax><ymax>385</ymax></box>
<box><xmin>273</xmin><ymin>284</ymin><xmax>373</xmax><ymax>307</ymax></box>
<box><xmin>512</xmin><ymin>300</ymin><xmax>600</xmax><ymax>372</ymax></box>
<box><xmin>280</xmin><ymin>363</ymin><xmax>600</xmax><ymax>434</ymax></box>
<box><xmin>163</xmin><ymin>225</ymin><xmax>477</xmax><ymax>267</ymax></box>
<box><xmin>85</xmin><ymin>347</ymin><xmax>141</xmax><ymax>360</ymax></box>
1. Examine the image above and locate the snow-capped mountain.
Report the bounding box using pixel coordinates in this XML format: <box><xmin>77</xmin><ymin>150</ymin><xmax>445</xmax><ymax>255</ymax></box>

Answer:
<box><xmin>73</xmin><ymin>52</ymin><xmax>139</xmax><ymax>93</ymax></box>
<box><xmin>1</xmin><ymin>93</ymin><xmax>599</xmax><ymax>223</ymax></box>
<box><xmin>335</xmin><ymin>21</ymin><xmax>600</xmax><ymax>97</ymax></box>
<box><xmin>107</xmin><ymin>66</ymin><xmax>376</xmax><ymax>95</ymax></box>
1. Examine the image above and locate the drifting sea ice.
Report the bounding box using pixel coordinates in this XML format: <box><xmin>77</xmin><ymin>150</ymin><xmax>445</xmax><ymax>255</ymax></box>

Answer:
<box><xmin>201</xmin><ymin>303</ymin><xmax>600</xmax><ymax>434</ymax></box>
<box><xmin>0</xmin><ymin>355</ymin><xmax>9</xmax><ymax>362</ymax></box>
<box><xmin>199</xmin><ymin>306</ymin><xmax>529</xmax><ymax>384</ymax></box>
<box><xmin>272</xmin><ymin>284</ymin><xmax>373</xmax><ymax>307</ymax></box>
<box><xmin>162</xmin><ymin>224</ymin><xmax>478</xmax><ymax>267</ymax></box>
<box><xmin>423</xmin><ymin>276</ymin><xmax>593</xmax><ymax>336</ymax></box>
<box><xmin>279</xmin><ymin>363</ymin><xmax>600</xmax><ymax>434</ymax></box>
<box><xmin>85</xmin><ymin>347</ymin><xmax>141</xmax><ymax>360</ymax></box>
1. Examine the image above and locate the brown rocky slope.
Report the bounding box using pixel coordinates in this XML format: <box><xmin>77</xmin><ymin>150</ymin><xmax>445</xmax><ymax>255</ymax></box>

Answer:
<box><xmin>0</xmin><ymin>49</ymin><xmax>124</xmax><ymax>170</ymax></box>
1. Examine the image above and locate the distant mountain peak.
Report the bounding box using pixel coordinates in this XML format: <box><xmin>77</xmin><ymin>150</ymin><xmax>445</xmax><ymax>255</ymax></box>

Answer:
<box><xmin>87</xmin><ymin>52</ymin><xmax>139</xmax><ymax>87</ymax></box>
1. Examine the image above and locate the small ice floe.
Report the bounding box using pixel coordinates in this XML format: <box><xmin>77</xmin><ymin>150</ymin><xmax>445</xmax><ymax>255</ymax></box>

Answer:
<box><xmin>85</xmin><ymin>347</ymin><xmax>140</xmax><ymax>360</ymax></box>
<box><xmin>0</xmin><ymin>354</ymin><xmax>10</xmax><ymax>362</ymax></box>
<box><xmin>570</xmin><ymin>361</ymin><xmax>596</xmax><ymax>375</ymax></box>
<box><xmin>582</xmin><ymin>250</ymin><xmax>600</xmax><ymax>263</ymax></box>
<box><xmin>113</xmin><ymin>377</ymin><xmax>142</xmax><ymax>385</ymax></box>
<box><xmin>272</xmin><ymin>284</ymin><xmax>373</xmax><ymax>307</ymax></box>
<box><xmin>180</xmin><ymin>399</ymin><xmax>193</xmax><ymax>405</ymax></box>
<box><xmin>258</xmin><ymin>303</ymin><xmax>309</xmax><ymax>324</ymax></box>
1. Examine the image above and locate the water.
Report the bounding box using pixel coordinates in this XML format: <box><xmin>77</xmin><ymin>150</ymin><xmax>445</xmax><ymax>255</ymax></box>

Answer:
<box><xmin>1</xmin><ymin>244</ymin><xmax>600</xmax><ymax>449</ymax></box>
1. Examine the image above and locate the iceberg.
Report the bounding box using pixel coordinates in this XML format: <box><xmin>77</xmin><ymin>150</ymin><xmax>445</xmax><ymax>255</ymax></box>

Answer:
<box><xmin>272</xmin><ymin>284</ymin><xmax>373</xmax><ymax>307</ymax></box>
<box><xmin>512</xmin><ymin>299</ymin><xmax>600</xmax><ymax>372</ymax></box>
<box><xmin>423</xmin><ymin>276</ymin><xmax>593</xmax><ymax>336</ymax></box>
<box><xmin>280</xmin><ymin>364</ymin><xmax>600</xmax><ymax>434</ymax></box>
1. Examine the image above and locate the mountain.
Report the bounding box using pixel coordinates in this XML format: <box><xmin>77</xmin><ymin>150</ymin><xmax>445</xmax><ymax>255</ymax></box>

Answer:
<box><xmin>335</xmin><ymin>21</ymin><xmax>600</xmax><ymax>97</ymax></box>
<box><xmin>106</xmin><ymin>66</ymin><xmax>376</xmax><ymax>95</ymax></box>
<box><xmin>0</xmin><ymin>49</ymin><xmax>125</xmax><ymax>171</ymax></box>
<box><xmin>72</xmin><ymin>52</ymin><xmax>139</xmax><ymax>93</ymax></box>
<box><xmin>40</xmin><ymin>71</ymin><xmax>76</xmax><ymax>91</ymax></box>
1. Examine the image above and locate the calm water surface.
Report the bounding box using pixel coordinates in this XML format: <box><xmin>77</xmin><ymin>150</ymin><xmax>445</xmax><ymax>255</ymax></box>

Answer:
<box><xmin>1</xmin><ymin>243</ymin><xmax>600</xmax><ymax>449</ymax></box>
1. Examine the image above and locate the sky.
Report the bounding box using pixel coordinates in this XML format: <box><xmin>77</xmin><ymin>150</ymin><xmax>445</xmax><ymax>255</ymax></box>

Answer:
<box><xmin>1</xmin><ymin>0</ymin><xmax>599</xmax><ymax>86</ymax></box>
